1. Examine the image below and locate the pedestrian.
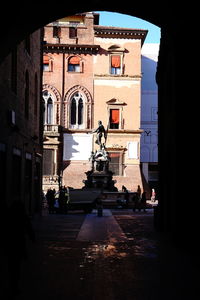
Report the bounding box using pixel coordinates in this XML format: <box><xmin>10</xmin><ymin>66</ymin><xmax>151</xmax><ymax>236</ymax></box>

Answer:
<box><xmin>137</xmin><ymin>185</ymin><xmax>142</xmax><ymax>199</ymax></box>
<box><xmin>124</xmin><ymin>189</ymin><xmax>129</xmax><ymax>207</ymax></box>
<box><xmin>63</xmin><ymin>186</ymin><xmax>69</xmax><ymax>214</ymax></box>
<box><xmin>151</xmin><ymin>188</ymin><xmax>156</xmax><ymax>202</ymax></box>
<box><xmin>121</xmin><ymin>185</ymin><xmax>129</xmax><ymax>207</ymax></box>
<box><xmin>141</xmin><ymin>191</ymin><xmax>147</xmax><ymax>212</ymax></box>
<box><xmin>132</xmin><ymin>193</ymin><xmax>140</xmax><ymax>212</ymax></box>
<box><xmin>46</xmin><ymin>188</ymin><xmax>55</xmax><ymax>213</ymax></box>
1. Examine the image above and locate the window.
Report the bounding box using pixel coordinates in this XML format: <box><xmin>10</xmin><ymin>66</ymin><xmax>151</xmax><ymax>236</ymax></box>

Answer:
<box><xmin>43</xmin><ymin>90</ymin><xmax>54</xmax><ymax>124</ymax></box>
<box><xmin>43</xmin><ymin>55</ymin><xmax>50</xmax><ymax>71</ymax></box>
<box><xmin>69</xmin><ymin>27</ymin><xmax>77</xmax><ymax>38</ymax></box>
<box><xmin>109</xmin><ymin>152</ymin><xmax>122</xmax><ymax>176</ymax></box>
<box><xmin>64</xmin><ymin>85</ymin><xmax>92</xmax><ymax>129</ymax></box>
<box><xmin>70</xmin><ymin>92</ymin><xmax>84</xmax><ymax>129</ymax></box>
<box><xmin>109</xmin><ymin>109</ymin><xmax>119</xmax><ymax>129</ymax></box>
<box><xmin>43</xmin><ymin>149</ymin><xmax>54</xmax><ymax>175</ymax></box>
<box><xmin>53</xmin><ymin>26</ymin><xmax>61</xmax><ymax>38</ymax></box>
<box><xmin>110</xmin><ymin>55</ymin><xmax>121</xmax><ymax>75</ymax></box>
<box><xmin>68</xmin><ymin>56</ymin><xmax>80</xmax><ymax>72</ymax></box>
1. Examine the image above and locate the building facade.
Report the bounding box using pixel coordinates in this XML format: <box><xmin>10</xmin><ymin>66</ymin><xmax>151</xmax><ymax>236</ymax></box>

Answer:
<box><xmin>42</xmin><ymin>12</ymin><xmax>147</xmax><ymax>192</ymax></box>
<box><xmin>0</xmin><ymin>30</ymin><xmax>43</xmax><ymax>214</ymax></box>
<box><xmin>140</xmin><ymin>43</ymin><xmax>159</xmax><ymax>193</ymax></box>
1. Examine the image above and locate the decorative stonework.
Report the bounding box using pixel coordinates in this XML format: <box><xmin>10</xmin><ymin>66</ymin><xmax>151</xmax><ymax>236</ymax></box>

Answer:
<box><xmin>64</xmin><ymin>85</ymin><xmax>93</xmax><ymax>104</ymax></box>
<box><xmin>42</xmin><ymin>84</ymin><xmax>61</xmax><ymax>102</ymax></box>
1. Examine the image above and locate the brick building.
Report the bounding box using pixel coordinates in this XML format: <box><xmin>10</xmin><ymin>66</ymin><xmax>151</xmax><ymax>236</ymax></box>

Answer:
<box><xmin>42</xmin><ymin>12</ymin><xmax>147</xmax><ymax>192</ymax></box>
<box><xmin>0</xmin><ymin>29</ymin><xmax>43</xmax><ymax>214</ymax></box>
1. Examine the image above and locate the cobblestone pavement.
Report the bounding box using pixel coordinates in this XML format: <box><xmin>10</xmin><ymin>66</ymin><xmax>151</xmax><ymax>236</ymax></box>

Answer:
<box><xmin>5</xmin><ymin>209</ymin><xmax>199</xmax><ymax>300</ymax></box>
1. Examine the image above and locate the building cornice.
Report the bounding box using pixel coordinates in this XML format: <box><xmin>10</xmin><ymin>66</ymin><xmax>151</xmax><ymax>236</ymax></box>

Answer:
<box><xmin>94</xmin><ymin>26</ymin><xmax>148</xmax><ymax>45</ymax></box>
<box><xmin>62</xmin><ymin>129</ymin><xmax>143</xmax><ymax>134</ymax></box>
<box><xmin>94</xmin><ymin>74</ymin><xmax>142</xmax><ymax>79</ymax></box>
<box><xmin>43</xmin><ymin>43</ymin><xmax>100</xmax><ymax>54</ymax></box>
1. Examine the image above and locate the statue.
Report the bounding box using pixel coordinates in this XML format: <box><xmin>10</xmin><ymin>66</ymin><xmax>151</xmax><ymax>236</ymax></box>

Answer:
<box><xmin>93</xmin><ymin>120</ymin><xmax>106</xmax><ymax>149</ymax></box>
<box><xmin>83</xmin><ymin>121</ymin><xmax>117</xmax><ymax>190</ymax></box>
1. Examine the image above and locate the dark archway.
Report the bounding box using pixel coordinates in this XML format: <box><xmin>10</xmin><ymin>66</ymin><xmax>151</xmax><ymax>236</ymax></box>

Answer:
<box><xmin>1</xmin><ymin>2</ymin><xmax>198</xmax><ymax>251</ymax></box>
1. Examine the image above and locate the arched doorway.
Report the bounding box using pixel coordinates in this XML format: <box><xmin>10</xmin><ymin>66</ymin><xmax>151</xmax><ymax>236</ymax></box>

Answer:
<box><xmin>0</xmin><ymin>3</ymin><xmax>198</xmax><ymax>250</ymax></box>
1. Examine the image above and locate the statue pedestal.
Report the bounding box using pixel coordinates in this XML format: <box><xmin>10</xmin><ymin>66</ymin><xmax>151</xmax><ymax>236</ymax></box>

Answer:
<box><xmin>82</xmin><ymin>149</ymin><xmax>117</xmax><ymax>191</ymax></box>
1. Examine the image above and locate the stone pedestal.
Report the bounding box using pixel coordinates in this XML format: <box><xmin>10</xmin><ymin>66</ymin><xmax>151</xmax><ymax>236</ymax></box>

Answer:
<box><xmin>82</xmin><ymin>148</ymin><xmax>117</xmax><ymax>191</ymax></box>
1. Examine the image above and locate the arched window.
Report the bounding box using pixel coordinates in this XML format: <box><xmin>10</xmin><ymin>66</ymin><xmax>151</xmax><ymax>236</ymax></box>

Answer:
<box><xmin>68</xmin><ymin>56</ymin><xmax>81</xmax><ymax>72</ymax></box>
<box><xmin>42</xmin><ymin>90</ymin><xmax>54</xmax><ymax>124</ymax></box>
<box><xmin>64</xmin><ymin>85</ymin><xmax>92</xmax><ymax>129</ymax></box>
<box><xmin>70</xmin><ymin>92</ymin><xmax>84</xmax><ymax>128</ymax></box>
<box><xmin>47</xmin><ymin>98</ymin><xmax>53</xmax><ymax>124</ymax></box>
<box><xmin>71</xmin><ymin>98</ymin><xmax>76</xmax><ymax>125</ymax></box>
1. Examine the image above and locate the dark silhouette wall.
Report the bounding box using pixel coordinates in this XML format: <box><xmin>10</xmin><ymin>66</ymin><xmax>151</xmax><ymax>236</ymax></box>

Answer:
<box><xmin>0</xmin><ymin>1</ymin><xmax>198</xmax><ymax>251</ymax></box>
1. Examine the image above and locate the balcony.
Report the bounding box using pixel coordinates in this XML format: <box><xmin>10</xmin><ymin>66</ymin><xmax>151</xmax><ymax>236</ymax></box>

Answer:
<box><xmin>43</xmin><ymin>124</ymin><xmax>61</xmax><ymax>137</ymax></box>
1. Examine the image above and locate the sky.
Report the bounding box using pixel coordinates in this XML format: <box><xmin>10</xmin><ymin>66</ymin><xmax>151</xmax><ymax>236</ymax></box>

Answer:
<box><xmin>94</xmin><ymin>11</ymin><xmax>161</xmax><ymax>44</ymax></box>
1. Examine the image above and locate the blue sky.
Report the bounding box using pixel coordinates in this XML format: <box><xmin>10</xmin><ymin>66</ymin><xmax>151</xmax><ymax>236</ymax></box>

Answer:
<box><xmin>94</xmin><ymin>11</ymin><xmax>161</xmax><ymax>43</ymax></box>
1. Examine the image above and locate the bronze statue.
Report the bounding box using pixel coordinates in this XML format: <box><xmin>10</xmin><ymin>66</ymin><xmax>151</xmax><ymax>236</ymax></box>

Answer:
<box><xmin>93</xmin><ymin>120</ymin><xmax>106</xmax><ymax>149</ymax></box>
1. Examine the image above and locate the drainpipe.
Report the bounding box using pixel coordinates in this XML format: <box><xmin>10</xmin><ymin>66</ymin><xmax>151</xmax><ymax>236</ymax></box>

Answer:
<box><xmin>61</xmin><ymin>52</ymin><xmax>65</xmax><ymax>127</ymax></box>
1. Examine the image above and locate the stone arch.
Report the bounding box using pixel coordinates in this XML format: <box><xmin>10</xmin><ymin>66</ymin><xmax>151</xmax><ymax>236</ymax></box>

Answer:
<box><xmin>42</xmin><ymin>84</ymin><xmax>61</xmax><ymax>102</ymax></box>
<box><xmin>64</xmin><ymin>85</ymin><xmax>92</xmax><ymax>104</ymax></box>
<box><xmin>1</xmin><ymin>4</ymin><xmax>196</xmax><ymax>247</ymax></box>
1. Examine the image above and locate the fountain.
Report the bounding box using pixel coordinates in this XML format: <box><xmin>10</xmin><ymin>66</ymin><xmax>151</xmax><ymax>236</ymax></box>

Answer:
<box><xmin>82</xmin><ymin>121</ymin><xmax>117</xmax><ymax>191</ymax></box>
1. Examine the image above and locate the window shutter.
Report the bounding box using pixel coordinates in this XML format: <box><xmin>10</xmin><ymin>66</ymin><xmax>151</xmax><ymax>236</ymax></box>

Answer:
<box><xmin>43</xmin><ymin>55</ymin><xmax>49</xmax><ymax>64</ymax></box>
<box><xmin>111</xmin><ymin>55</ymin><xmax>120</xmax><ymax>68</ymax></box>
<box><xmin>110</xmin><ymin>109</ymin><xmax>119</xmax><ymax>124</ymax></box>
<box><xmin>69</xmin><ymin>56</ymin><xmax>80</xmax><ymax>65</ymax></box>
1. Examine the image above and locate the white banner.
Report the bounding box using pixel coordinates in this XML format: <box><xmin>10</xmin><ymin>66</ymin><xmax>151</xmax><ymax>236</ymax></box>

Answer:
<box><xmin>128</xmin><ymin>141</ymin><xmax>138</xmax><ymax>159</ymax></box>
<box><xmin>63</xmin><ymin>133</ymin><xmax>92</xmax><ymax>161</ymax></box>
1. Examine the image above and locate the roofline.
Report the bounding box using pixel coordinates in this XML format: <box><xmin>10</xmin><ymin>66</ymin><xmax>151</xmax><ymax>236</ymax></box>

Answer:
<box><xmin>94</xmin><ymin>25</ymin><xmax>148</xmax><ymax>45</ymax></box>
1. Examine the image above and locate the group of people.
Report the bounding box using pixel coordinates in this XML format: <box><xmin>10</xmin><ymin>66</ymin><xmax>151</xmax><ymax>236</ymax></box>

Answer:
<box><xmin>118</xmin><ymin>185</ymin><xmax>147</xmax><ymax>212</ymax></box>
<box><xmin>132</xmin><ymin>185</ymin><xmax>147</xmax><ymax>212</ymax></box>
<box><xmin>46</xmin><ymin>186</ymin><xmax>69</xmax><ymax>214</ymax></box>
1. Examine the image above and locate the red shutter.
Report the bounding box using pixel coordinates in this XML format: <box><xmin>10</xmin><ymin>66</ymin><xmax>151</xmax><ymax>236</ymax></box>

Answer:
<box><xmin>110</xmin><ymin>152</ymin><xmax>120</xmax><ymax>158</ymax></box>
<box><xmin>110</xmin><ymin>109</ymin><xmax>119</xmax><ymax>124</ymax></box>
<box><xmin>43</xmin><ymin>55</ymin><xmax>49</xmax><ymax>64</ymax></box>
<box><xmin>69</xmin><ymin>56</ymin><xmax>80</xmax><ymax>65</ymax></box>
<box><xmin>111</xmin><ymin>55</ymin><xmax>120</xmax><ymax>68</ymax></box>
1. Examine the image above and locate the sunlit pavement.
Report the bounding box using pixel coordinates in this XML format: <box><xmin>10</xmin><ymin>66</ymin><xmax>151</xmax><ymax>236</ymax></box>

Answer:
<box><xmin>15</xmin><ymin>209</ymin><xmax>199</xmax><ymax>300</ymax></box>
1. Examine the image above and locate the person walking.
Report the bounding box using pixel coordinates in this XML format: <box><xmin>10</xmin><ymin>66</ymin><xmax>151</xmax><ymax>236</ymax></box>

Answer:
<box><xmin>137</xmin><ymin>185</ymin><xmax>142</xmax><ymax>199</ymax></box>
<box><xmin>46</xmin><ymin>188</ymin><xmax>55</xmax><ymax>213</ymax></box>
<box><xmin>132</xmin><ymin>193</ymin><xmax>140</xmax><ymax>212</ymax></box>
<box><xmin>141</xmin><ymin>191</ymin><xmax>147</xmax><ymax>212</ymax></box>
